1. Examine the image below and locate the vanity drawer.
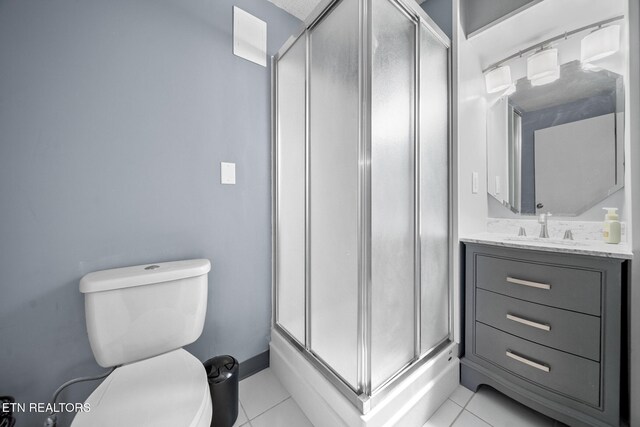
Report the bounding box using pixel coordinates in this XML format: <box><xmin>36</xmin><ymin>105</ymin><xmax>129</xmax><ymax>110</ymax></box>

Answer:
<box><xmin>475</xmin><ymin>322</ymin><xmax>600</xmax><ymax>407</ymax></box>
<box><xmin>476</xmin><ymin>289</ymin><xmax>601</xmax><ymax>361</ymax></box>
<box><xmin>475</xmin><ymin>254</ymin><xmax>601</xmax><ymax>315</ymax></box>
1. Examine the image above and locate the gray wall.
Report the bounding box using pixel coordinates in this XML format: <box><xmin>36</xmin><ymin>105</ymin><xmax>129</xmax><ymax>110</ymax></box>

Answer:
<box><xmin>0</xmin><ymin>0</ymin><xmax>300</xmax><ymax>425</ymax></box>
<box><xmin>421</xmin><ymin>0</ymin><xmax>452</xmax><ymax>39</ymax></box>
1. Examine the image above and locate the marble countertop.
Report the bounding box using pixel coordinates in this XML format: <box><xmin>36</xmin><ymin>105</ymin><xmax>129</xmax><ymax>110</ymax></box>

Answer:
<box><xmin>461</xmin><ymin>232</ymin><xmax>633</xmax><ymax>259</ymax></box>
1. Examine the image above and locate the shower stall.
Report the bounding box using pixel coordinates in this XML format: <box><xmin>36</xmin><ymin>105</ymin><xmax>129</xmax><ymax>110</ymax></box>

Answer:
<box><xmin>270</xmin><ymin>0</ymin><xmax>455</xmax><ymax>425</ymax></box>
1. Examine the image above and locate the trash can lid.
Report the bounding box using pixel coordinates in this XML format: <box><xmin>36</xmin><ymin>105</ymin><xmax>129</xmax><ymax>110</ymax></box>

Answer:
<box><xmin>204</xmin><ymin>356</ymin><xmax>238</xmax><ymax>384</ymax></box>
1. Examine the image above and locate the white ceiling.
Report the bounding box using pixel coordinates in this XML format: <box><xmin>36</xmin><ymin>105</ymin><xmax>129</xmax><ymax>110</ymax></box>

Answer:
<box><xmin>268</xmin><ymin>0</ymin><xmax>320</xmax><ymax>21</ymax></box>
<box><xmin>268</xmin><ymin>0</ymin><xmax>425</xmax><ymax>21</ymax></box>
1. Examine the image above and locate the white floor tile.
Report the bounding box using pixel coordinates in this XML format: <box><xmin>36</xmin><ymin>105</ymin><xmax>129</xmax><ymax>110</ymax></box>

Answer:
<box><xmin>424</xmin><ymin>399</ymin><xmax>464</xmax><ymax>427</ymax></box>
<box><xmin>232</xmin><ymin>401</ymin><xmax>249</xmax><ymax>427</ymax></box>
<box><xmin>250</xmin><ymin>398</ymin><xmax>313</xmax><ymax>427</ymax></box>
<box><xmin>449</xmin><ymin>384</ymin><xmax>475</xmax><ymax>408</ymax></box>
<box><xmin>239</xmin><ymin>368</ymin><xmax>290</xmax><ymax>419</ymax></box>
<box><xmin>452</xmin><ymin>410</ymin><xmax>492</xmax><ymax>427</ymax></box>
<box><xmin>465</xmin><ymin>386</ymin><xmax>555</xmax><ymax>427</ymax></box>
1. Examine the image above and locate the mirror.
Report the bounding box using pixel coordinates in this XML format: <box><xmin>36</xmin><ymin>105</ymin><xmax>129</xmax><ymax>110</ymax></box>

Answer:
<box><xmin>486</xmin><ymin>25</ymin><xmax>626</xmax><ymax>216</ymax></box>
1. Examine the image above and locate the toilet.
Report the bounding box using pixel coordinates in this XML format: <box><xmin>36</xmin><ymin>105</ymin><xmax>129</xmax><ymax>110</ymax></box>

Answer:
<box><xmin>71</xmin><ymin>259</ymin><xmax>212</xmax><ymax>427</ymax></box>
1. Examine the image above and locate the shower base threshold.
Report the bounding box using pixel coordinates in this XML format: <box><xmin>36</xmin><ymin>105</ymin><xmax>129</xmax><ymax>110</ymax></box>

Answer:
<box><xmin>270</xmin><ymin>328</ymin><xmax>459</xmax><ymax>427</ymax></box>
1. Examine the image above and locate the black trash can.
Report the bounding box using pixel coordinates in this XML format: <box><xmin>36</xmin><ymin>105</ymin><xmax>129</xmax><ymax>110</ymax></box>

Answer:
<box><xmin>0</xmin><ymin>396</ymin><xmax>16</xmax><ymax>427</ymax></box>
<box><xmin>203</xmin><ymin>355</ymin><xmax>239</xmax><ymax>427</ymax></box>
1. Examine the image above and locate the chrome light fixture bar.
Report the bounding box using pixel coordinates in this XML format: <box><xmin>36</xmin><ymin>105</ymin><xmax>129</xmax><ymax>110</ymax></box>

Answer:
<box><xmin>482</xmin><ymin>15</ymin><xmax>623</xmax><ymax>75</ymax></box>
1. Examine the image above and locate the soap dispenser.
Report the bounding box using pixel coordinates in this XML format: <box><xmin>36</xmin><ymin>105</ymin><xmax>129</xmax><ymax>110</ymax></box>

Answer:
<box><xmin>602</xmin><ymin>207</ymin><xmax>621</xmax><ymax>244</ymax></box>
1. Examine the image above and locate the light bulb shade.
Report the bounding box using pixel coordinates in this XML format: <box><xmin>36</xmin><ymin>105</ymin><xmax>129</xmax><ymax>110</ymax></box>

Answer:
<box><xmin>530</xmin><ymin>66</ymin><xmax>560</xmax><ymax>86</ymax></box>
<box><xmin>527</xmin><ymin>48</ymin><xmax>558</xmax><ymax>82</ymax></box>
<box><xmin>485</xmin><ymin>66</ymin><xmax>512</xmax><ymax>93</ymax></box>
<box><xmin>504</xmin><ymin>83</ymin><xmax>517</xmax><ymax>96</ymax></box>
<box><xmin>581</xmin><ymin>25</ymin><xmax>620</xmax><ymax>63</ymax></box>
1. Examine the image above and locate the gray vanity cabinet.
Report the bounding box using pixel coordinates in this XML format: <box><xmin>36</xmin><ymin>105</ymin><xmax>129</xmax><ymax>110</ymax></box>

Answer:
<box><xmin>461</xmin><ymin>243</ymin><xmax>625</xmax><ymax>427</ymax></box>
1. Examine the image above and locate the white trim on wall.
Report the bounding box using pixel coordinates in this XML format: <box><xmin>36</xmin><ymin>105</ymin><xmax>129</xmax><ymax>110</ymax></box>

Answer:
<box><xmin>627</xmin><ymin>0</ymin><xmax>639</xmax><ymax>425</ymax></box>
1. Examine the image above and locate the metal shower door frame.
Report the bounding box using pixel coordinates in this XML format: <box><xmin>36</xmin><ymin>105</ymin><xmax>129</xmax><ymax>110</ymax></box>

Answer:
<box><xmin>271</xmin><ymin>0</ymin><xmax>453</xmax><ymax>414</ymax></box>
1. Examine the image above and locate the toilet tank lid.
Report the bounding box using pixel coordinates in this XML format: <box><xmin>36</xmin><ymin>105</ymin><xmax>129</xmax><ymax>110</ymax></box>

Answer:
<box><xmin>80</xmin><ymin>259</ymin><xmax>211</xmax><ymax>293</ymax></box>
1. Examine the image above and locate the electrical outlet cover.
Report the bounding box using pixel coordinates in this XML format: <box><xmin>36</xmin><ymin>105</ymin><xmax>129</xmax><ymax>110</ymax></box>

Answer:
<box><xmin>221</xmin><ymin>162</ymin><xmax>236</xmax><ymax>185</ymax></box>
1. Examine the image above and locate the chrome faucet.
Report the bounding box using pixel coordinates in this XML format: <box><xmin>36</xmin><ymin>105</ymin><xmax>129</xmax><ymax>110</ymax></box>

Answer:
<box><xmin>538</xmin><ymin>212</ymin><xmax>552</xmax><ymax>238</ymax></box>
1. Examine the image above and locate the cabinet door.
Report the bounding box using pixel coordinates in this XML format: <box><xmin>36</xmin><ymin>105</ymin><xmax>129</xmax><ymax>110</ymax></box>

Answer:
<box><xmin>475</xmin><ymin>322</ymin><xmax>600</xmax><ymax>407</ymax></box>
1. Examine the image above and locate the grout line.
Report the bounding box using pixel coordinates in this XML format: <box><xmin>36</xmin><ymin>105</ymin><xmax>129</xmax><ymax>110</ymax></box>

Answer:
<box><xmin>462</xmin><ymin>392</ymin><xmax>493</xmax><ymax>426</ymax></box>
<box><xmin>440</xmin><ymin>397</ymin><xmax>464</xmax><ymax>427</ymax></box>
<box><xmin>465</xmin><ymin>388</ymin><xmax>554</xmax><ymax>427</ymax></box>
<box><xmin>448</xmin><ymin>398</ymin><xmax>468</xmax><ymax>427</ymax></box>
<box><xmin>463</xmin><ymin>400</ymin><xmax>495</xmax><ymax>427</ymax></box>
<box><xmin>472</xmin><ymin>412</ymin><xmax>495</xmax><ymax>427</ymax></box>
<box><xmin>239</xmin><ymin>401</ymin><xmax>249</xmax><ymax>423</ymax></box>
<box><xmin>450</xmin><ymin>409</ymin><xmax>495</xmax><ymax>427</ymax></box>
<box><xmin>248</xmin><ymin>396</ymin><xmax>291</xmax><ymax>421</ymax></box>
<box><xmin>448</xmin><ymin>398</ymin><xmax>463</xmax><ymax>408</ymax></box>
<box><xmin>449</xmin><ymin>409</ymin><xmax>463</xmax><ymax>427</ymax></box>
<box><xmin>463</xmin><ymin>390</ymin><xmax>475</xmax><ymax>409</ymax></box>
<box><xmin>449</xmin><ymin>392</ymin><xmax>497</xmax><ymax>427</ymax></box>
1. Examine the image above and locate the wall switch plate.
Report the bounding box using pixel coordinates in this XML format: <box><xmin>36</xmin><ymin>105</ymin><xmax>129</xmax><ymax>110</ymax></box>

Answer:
<box><xmin>221</xmin><ymin>162</ymin><xmax>236</xmax><ymax>185</ymax></box>
<box><xmin>495</xmin><ymin>176</ymin><xmax>501</xmax><ymax>194</ymax></box>
<box><xmin>472</xmin><ymin>172</ymin><xmax>479</xmax><ymax>194</ymax></box>
<box><xmin>233</xmin><ymin>6</ymin><xmax>267</xmax><ymax>67</ymax></box>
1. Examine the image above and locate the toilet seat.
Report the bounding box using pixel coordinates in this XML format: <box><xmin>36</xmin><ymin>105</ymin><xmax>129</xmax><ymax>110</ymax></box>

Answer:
<box><xmin>72</xmin><ymin>349</ymin><xmax>212</xmax><ymax>427</ymax></box>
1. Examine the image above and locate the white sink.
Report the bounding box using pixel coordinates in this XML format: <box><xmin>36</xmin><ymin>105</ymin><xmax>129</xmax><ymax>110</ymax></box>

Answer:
<box><xmin>503</xmin><ymin>236</ymin><xmax>588</xmax><ymax>247</ymax></box>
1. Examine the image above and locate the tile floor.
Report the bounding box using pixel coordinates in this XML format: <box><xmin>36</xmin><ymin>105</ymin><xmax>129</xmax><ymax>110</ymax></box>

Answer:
<box><xmin>234</xmin><ymin>368</ymin><xmax>564</xmax><ymax>427</ymax></box>
<box><xmin>235</xmin><ymin>368</ymin><xmax>313</xmax><ymax>427</ymax></box>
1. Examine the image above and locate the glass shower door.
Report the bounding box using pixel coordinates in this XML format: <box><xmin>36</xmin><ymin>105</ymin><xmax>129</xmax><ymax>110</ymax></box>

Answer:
<box><xmin>419</xmin><ymin>18</ymin><xmax>450</xmax><ymax>354</ymax></box>
<box><xmin>275</xmin><ymin>36</ymin><xmax>306</xmax><ymax>344</ymax></box>
<box><xmin>308</xmin><ymin>0</ymin><xmax>361</xmax><ymax>389</ymax></box>
<box><xmin>370</xmin><ymin>0</ymin><xmax>417</xmax><ymax>391</ymax></box>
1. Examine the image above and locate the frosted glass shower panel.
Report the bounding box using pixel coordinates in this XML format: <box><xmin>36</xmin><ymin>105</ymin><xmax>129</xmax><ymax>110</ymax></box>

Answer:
<box><xmin>370</xmin><ymin>0</ymin><xmax>416</xmax><ymax>390</ymax></box>
<box><xmin>419</xmin><ymin>24</ymin><xmax>450</xmax><ymax>352</ymax></box>
<box><xmin>275</xmin><ymin>37</ymin><xmax>306</xmax><ymax>344</ymax></box>
<box><xmin>309</xmin><ymin>0</ymin><xmax>360</xmax><ymax>388</ymax></box>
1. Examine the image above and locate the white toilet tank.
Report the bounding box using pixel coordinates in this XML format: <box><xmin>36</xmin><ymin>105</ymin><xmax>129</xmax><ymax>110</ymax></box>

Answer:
<box><xmin>80</xmin><ymin>259</ymin><xmax>211</xmax><ymax>367</ymax></box>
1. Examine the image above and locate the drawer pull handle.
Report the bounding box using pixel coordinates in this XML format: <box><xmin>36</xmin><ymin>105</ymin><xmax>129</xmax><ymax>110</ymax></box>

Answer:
<box><xmin>506</xmin><ymin>314</ymin><xmax>551</xmax><ymax>331</ymax></box>
<box><xmin>506</xmin><ymin>350</ymin><xmax>550</xmax><ymax>372</ymax></box>
<box><xmin>506</xmin><ymin>276</ymin><xmax>551</xmax><ymax>290</ymax></box>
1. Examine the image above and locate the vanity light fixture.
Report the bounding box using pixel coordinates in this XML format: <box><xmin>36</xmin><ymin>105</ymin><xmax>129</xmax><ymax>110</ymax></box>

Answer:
<box><xmin>531</xmin><ymin>66</ymin><xmax>560</xmax><ymax>86</ymax></box>
<box><xmin>527</xmin><ymin>48</ymin><xmax>560</xmax><ymax>86</ymax></box>
<box><xmin>504</xmin><ymin>83</ymin><xmax>517</xmax><ymax>96</ymax></box>
<box><xmin>484</xmin><ymin>65</ymin><xmax>512</xmax><ymax>94</ymax></box>
<box><xmin>482</xmin><ymin>16</ymin><xmax>623</xmax><ymax>93</ymax></box>
<box><xmin>581</xmin><ymin>25</ymin><xmax>620</xmax><ymax>63</ymax></box>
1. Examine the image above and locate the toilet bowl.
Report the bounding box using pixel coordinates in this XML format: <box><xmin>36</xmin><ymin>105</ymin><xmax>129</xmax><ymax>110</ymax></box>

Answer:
<box><xmin>71</xmin><ymin>259</ymin><xmax>212</xmax><ymax>427</ymax></box>
<box><xmin>72</xmin><ymin>349</ymin><xmax>211</xmax><ymax>427</ymax></box>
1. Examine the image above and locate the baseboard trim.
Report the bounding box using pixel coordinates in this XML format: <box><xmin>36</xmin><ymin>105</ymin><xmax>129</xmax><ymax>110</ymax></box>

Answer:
<box><xmin>239</xmin><ymin>350</ymin><xmax>270</xmax><ymax>380</ymax></box>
